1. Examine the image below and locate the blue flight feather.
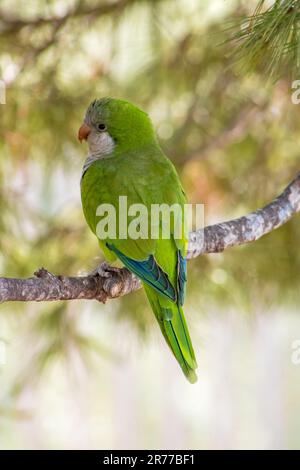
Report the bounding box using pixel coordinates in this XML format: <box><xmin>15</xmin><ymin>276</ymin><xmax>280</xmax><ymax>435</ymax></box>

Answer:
<box><xmin>107</xmin><ymin>243</ymin><xmax>177</xmax><ymax>302</ymax></box>
<box><xmin>177</xmin><ymin>251</ymin><xmax>187</xmax><ymax>306</ymax></box>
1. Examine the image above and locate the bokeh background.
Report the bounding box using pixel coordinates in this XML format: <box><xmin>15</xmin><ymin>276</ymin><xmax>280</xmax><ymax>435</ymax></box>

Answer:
<box><xmin>1</xmin><ymin>0</ymin><xmax>300</xmax><ymax>450</ymax></box>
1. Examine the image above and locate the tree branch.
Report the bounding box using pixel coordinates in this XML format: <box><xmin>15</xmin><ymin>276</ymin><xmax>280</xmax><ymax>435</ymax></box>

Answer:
<box><xmin>0</xmin><ymin>0</ymin><xmax>163</xmax><ymax>36</ymax></box>
<box><xmin>0</xmin><ymin>0</ymin><xmax>132</xmax><ymax>34</ymax></box>
<box><xmin>1</xmin><ymin>173</ymin><xmax>299</xmax><ymax>304</ymax></box>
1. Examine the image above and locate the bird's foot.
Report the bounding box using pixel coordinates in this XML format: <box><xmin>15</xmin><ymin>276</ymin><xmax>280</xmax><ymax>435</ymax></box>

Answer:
<box><xmin>89</xmin><ymin>261</ymin><xmax>120</xmax><ymax>278</ymax></box>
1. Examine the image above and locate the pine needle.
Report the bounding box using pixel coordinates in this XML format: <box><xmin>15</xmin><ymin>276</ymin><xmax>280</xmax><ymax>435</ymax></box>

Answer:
<box><xmin>226</xmin><ymin>0</ymin><xmax>300</xmax><ymax>78</ymax></box>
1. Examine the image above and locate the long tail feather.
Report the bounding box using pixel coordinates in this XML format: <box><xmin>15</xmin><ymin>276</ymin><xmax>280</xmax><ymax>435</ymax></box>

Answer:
<box><xmin>144</xmin><ymin>284</ymin><xmax>198</xmax><ymax>384</ymax></box>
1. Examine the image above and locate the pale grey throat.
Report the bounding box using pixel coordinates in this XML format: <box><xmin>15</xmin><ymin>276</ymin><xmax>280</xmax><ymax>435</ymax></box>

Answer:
<box><xmin>81</xmin><ymin>131</ymin><xmax>115</xmax><ymax>178</ymax></box>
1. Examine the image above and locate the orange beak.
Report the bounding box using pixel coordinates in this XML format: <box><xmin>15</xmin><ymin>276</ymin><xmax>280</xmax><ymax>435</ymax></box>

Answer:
<box><xmin>78</xmin><ymin>123</ymin><xmax>91</xmax><ymax>142</ymax></box>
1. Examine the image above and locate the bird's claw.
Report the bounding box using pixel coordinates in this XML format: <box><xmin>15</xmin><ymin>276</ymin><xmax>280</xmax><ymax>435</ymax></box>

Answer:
<box><xmin>89</xmin><ymin>261</ymin><xmax>119</xmax><ymax>278</ymax></box>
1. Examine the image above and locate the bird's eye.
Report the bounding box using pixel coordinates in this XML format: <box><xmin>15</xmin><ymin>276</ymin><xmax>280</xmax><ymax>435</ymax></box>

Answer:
<box><xmin>97</xmin><ymin>123</ymin><xmax>107</xmax><ymax>131</ymax></box>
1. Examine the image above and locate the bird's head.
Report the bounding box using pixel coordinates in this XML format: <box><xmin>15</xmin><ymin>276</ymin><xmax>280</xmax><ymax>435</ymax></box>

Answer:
<box><xmin>78</xmin><ymin>98</ymin><xmax>156</xmax><ymax>157</ymax></box>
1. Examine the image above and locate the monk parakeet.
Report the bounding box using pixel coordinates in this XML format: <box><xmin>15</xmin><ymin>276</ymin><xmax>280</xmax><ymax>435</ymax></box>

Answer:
<box><xmin>79</xmin><ymin>98</ymin><xmax>197</xmax><ymax>383</ymax></box>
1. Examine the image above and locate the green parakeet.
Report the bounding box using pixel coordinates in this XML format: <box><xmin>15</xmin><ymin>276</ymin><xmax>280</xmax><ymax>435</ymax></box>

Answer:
<box><xmin>79</xmin><ymin>98</ymin><xmax>197</xmax><ymax>383</ymax></box>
